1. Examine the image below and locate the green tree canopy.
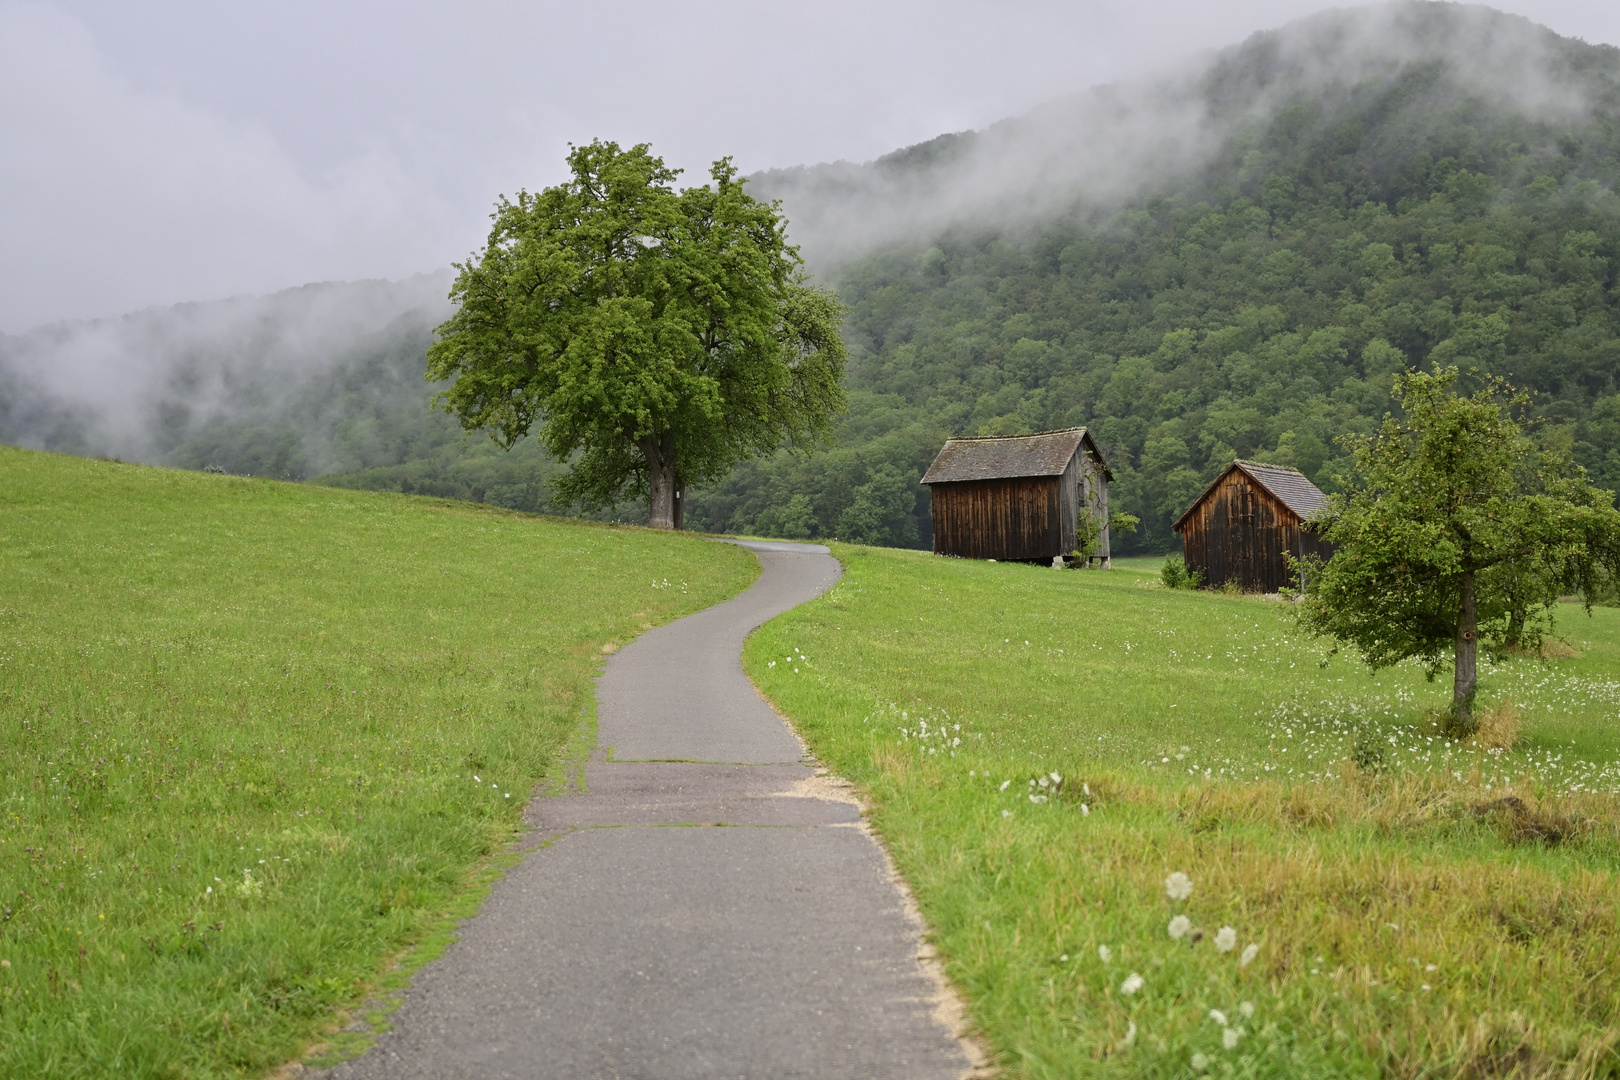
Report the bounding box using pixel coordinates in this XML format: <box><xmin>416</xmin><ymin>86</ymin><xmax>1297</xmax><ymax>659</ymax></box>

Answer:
<box><xmin>426</xmin><ymin>140</ymin><xmax>847</xmax><ymax>528</ymax></box>
<box><xmin>1297</xmin><ymin>366</ymin><xmax>1620</xmax><ymax>729</ymax></box>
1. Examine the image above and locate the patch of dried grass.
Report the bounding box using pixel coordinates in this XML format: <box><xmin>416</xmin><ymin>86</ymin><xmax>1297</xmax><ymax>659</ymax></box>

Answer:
<box><xmin>1082</xmin><ymin>779</ymin><xmax>1620</xmax><ymax>1077</ymax></box>
<box><xmin>1473</xmin><ymin>699</ymin><xmax>1522</xmax><ymax>751</ymax></box>
<box><xmin>1507</xmin><ymin>638</ymin><xmax>1581</xmax><ymax>660</ymax></box>
<box><xmin>1166</xmin><ymin>771</ymin><xmax>1616</xmax><ymax>851</ymax></box>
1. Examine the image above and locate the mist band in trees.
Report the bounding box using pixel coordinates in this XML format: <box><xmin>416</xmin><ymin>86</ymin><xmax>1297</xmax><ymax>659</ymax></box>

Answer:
<box><xmin>425</xmin><ymin>140</ymin><xmax>847</xmax><ymax>529</ymax></box>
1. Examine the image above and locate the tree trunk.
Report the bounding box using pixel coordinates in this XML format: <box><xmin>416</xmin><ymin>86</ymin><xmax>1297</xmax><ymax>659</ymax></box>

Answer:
<box><xmin>1503</xmin><ymin>592</ymin><xmax>1526</xmax><ymax>652</ymax></box>
<box><xmin>641</xmin><ymin>436</ymin><xmax>677</xmax><ymax>530</ymax></box>
<box><xmin>1453</xmin><ymin>569</ymin><xmax>1479</xmax><ymax>725</ymax></box>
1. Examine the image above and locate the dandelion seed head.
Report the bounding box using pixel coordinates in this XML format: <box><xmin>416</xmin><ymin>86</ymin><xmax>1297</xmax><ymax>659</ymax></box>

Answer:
<box><xmin>1223</xmin><ymin>1027</ymin><xmax>1241</xmax><ymax>1050</ymax></box>
<box><xmin>1168</xmin><ymin>915</ymin><xmax>1192</xmax><ymax>940</ymax></box>
<box><xmin>1098</xmin><ymin>945</ymin><xmax>1112</xmax><ymax>963</ymax></box>
<box><xmin>1214</xmin><ymin>926</ymin><xmax>1238</xmax><ymax>953</ymax></box>
<box><xmin>1121</xmin><ymin>972</ymin><xmax>1144</xmax><ymax>995</ymax></box>
<box><xmin>1165</xmin><ymin>872</ymin><xmax>1193</xmax><ymax>900</ymax></box>
<box><xmin>1124</xmin><ymin>1021</ymin><xmax>1137</xmax><ymax>1047</ymax></box>
<box><xmin>1208</xmin><ymin>1008</ymin><xmax>1228</xmax><ymax>1026</ymax></box>
<box><xmin>1191</xmin><ymin>1052</ymin><xmax>1209</xmax><ymax>1070</ymax></box>
<box><xmin>1239</xmin><ymin>1001</ymin><xmax>1255</xmax><ymax>1019</ymax></box>
<box><xmin>1239</xmin><ymin>943</ymin><xmax>1259</xmax><ymax>967</ymax></box>
<box><xmin>999</xmin><ymin>780</ymin><xmax>1011</xmax><ymax>792</ymax></box>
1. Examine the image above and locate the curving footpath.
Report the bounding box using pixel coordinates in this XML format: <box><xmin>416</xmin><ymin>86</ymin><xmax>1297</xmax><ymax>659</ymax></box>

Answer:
<box><xmin>320</xmin><ymin>540</ymin><xmax>973</xmax><ymax>1079</ymax></box>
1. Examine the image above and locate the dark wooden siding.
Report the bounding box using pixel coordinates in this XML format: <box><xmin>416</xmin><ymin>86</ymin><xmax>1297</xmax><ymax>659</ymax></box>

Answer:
<box><xmin>930</xmin><ymin>475</ymin><xmax>1069</xmax><ymax>560</ymax></box>
<box><xmin>1179</xmin><ymin>473</ymin><xmax>1332</xmax><ymax>592</ymax></box>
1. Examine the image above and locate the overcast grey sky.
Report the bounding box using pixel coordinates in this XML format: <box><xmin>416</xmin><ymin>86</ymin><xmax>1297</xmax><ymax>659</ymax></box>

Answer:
<box><xmin>4</xmin><ymin>0</ymin><xmax>1618</xmax><ymax>331</ymax></box>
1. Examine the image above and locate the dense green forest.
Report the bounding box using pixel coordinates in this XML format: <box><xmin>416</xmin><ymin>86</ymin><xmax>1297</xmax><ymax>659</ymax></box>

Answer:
<box><xmin>6</xmin><ymin>4</ymin><xmax>1620</xmax><ymax>552</ymax></box>
<box><xmin>685</xmin><ymin>9</ymin><xmax>1620</xmax><ymax>551</ymax></box>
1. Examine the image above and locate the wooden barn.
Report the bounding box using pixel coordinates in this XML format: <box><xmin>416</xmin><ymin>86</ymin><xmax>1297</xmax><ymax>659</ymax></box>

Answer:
<box><xmin>921</xmin><ymin>428</ymin><xmax>1112</xmax><ymax>564</ymax></box>
<box><xmin>1173</xmin><ymin>460</ymin><xmax>1333</xmax><ymax>592</ymax></box>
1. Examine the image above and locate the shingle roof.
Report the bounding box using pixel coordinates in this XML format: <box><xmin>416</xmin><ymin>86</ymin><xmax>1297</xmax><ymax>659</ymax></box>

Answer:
<box><xmin>921</xmin><ymin>428</ymin><xmax>1110</xmax><ymax>484</ymax></box>
<box><xmin>1173</xmin><ymin>460</ymin><xmax>1329</xmax><ymax>530</ymax></box>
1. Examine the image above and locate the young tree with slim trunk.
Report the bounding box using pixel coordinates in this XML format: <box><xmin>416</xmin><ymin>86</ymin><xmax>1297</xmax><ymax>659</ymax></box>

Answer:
<box><xmin>426</xmin><ymin>141</ymin><xmax>846</xmax><ymax>528</ymax></box>
<box><xmin>1297</xmin><ymin>366</ymin><xmax>1620</xmax><ymax>733</ymax></box>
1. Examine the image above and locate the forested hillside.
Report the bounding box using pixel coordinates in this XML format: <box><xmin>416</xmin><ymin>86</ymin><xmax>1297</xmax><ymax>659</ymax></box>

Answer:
<box><xmin>0</xmin><ymin>276</ymin><xmax>576</xmax><ymax>513</ymax></box>
<box><xmin>6</xmin><ymin>3</ymin><xmax>1620</xmax><ymax>550</ymax></box>
<box><xmin>687</xmin><ymin>3</ymin><xmax>1620</xmax><ymax>551</ymax></box>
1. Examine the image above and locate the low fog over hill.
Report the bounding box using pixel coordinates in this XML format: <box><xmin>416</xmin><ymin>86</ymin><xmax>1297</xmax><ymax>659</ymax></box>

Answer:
<box><xmin>754</xmin><ymin>2</ymin><xmax>1617</xmax><ymax>273</ymax></box>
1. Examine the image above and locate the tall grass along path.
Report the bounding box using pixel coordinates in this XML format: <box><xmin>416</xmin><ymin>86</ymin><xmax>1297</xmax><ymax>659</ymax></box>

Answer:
<box><xmin>319</xmin><ymin>540</ymin><xmax>972</xmax><ymax>1079</ymax></box>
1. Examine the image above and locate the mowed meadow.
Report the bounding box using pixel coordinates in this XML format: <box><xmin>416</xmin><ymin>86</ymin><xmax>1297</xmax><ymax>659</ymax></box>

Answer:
<box><xmin>746</xmin><ymin>546</ymin><xmax>1620</xmax><ymax>1079</ymax></box>
<box><xmin>0</xmin><ymin>448</ymin><xmax>759</xmax><ymax>1077</ymax></box>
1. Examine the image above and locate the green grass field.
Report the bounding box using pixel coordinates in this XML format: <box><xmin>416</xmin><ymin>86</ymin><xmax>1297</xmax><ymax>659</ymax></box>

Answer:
<box><xmin>746</xmin><ymin>547</ymin><xmax>1620</xmax><ymax>1079</ymax></box>
<box><xmin>0</xmin><ymin>448</ymin><xmax>758</xmax><ymax>1077</ymax></box>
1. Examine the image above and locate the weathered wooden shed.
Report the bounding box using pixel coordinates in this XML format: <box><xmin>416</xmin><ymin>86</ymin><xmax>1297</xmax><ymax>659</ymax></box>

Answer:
<box><xmin>921</xmin><ymin>428</ymin><xmax>1113</xmax><ymax>563</ymax></box>
<box><xmin>1173</xmin><ymin>460</ymin><xmax>1333</xmax><ymax>592</ymax></box>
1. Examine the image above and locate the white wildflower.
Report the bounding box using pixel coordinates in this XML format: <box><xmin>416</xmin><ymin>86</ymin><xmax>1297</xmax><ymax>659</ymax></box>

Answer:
<box><xmin>1165</xmin><ymin>872</ymin><xmax>1193</xmax><ymax>901</ymax></box>
<box><xmin>1223</xmin><ymin>1027</ymin><xmax>1241</xmax><ymax>1050</ymax></box>
<box><xmin>1098</xmin><ymin>945</ymin><xmax>1112</xmax><ymax>963</ymax></box>
<box><xmin>1208</xmin><ymin>1008</ymin><xmax>1228</xmax><ymax>1026</ymax></box>
<box><xmin>1191</xmin><ymin>1052</ymin><xmax>1209</xmax><ymax>1070</ymax></box>
<box><xmin>1083</xmin><ymin>782</ymin><xmax>1091</xmax><ymax>797</ymax></box>
<box><xmin>1238</xmin><ymin>1001</ymin><xmax>1255</xmax><ymax>1019</ymax></box>
<box><xmin>1049</xmin><ymin>772</ymin><xmax>1062</xmax><ymax>785</ymax></box>
<box><xmin>1081</xmin><ymin>803</ymin><xmax>1090</xmax><ymax>816</ymax></box>
<box><xmin>1123</xmin><ymin>1021</ymin><xmax>1137</xmax><ymax>1047</ymax></box>
<box><xmin>1168</xmin><ymin>915</ymin><xmax>1192</xmax><ymax>940</ymax></box>
<box><xmin>999</xmin><ymin>780</ymin><xmax>1011</xmax><ymax>792</ymax></box>
<box><xmin>1214</xmin><ymin>926</ymin><xmax>1238</xmax><ymax>953</ymax></box>
<box><xmin>1121</xmin><ymin>972</ymin><xmax>1144</xmax><ymax>995</ymax></box>
<box><xmin>1001</xmin><ymin>809</ymin><xmax>1012</xmax><ymax>818</ymax></box>
<box><xmin>1239</xmin><ymin>943</ymin><xmax>1259</xmax><ymax>967</ymax></box>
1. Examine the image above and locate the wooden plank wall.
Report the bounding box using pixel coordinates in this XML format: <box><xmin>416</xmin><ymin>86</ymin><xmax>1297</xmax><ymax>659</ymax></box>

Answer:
<box><xmin>931</xmin><ymin>476</ymin><xmax>1065</xmax><ymax>560</ymax></box>
<box><xmin>1180</xmin><ymin>473</ymin><xmax>1330</xmax><ymax>592</ymax></box>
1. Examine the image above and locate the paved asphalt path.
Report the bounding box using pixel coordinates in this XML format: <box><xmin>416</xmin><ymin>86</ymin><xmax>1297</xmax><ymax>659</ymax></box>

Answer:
<box><xmin>320</xmin><ymin>540</ymin><xmax>972</xmax><ymax>1080</ymax></box>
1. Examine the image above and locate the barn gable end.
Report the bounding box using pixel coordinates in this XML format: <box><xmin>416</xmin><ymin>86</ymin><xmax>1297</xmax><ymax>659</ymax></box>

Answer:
<box><xmin>1173</xmin><ymin>460</ymin><xmax>1333</xmax><ymax>592</ymax></box>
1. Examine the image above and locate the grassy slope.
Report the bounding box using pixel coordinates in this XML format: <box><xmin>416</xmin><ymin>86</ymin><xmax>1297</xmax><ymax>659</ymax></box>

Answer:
<box><xmin>0</xmin><ymin>448</ymin><xmax>758</xmax><ymax>1077</ymax></box>
<box><xmin>746</xmin><ymin>547</ymin><xmax>1620</xmax><ymax>1079</ymax></box>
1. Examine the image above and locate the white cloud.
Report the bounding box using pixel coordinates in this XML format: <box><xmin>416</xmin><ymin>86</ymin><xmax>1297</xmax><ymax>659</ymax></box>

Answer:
<box><xmin>0</xmin><ymin>1</ymin><xmax>460</xmax><ymax>331</ymax></box>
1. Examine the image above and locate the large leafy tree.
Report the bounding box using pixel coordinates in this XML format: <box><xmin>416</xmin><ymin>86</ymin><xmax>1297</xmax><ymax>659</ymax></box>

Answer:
<box><xmin>1298</xmin><ymin>367</ymin><xmax>1620</xmax><ymax>730</ymax></box>
<box><xmin>427</xmin><ymin>140</ymin><xmax>846</xmax><ymax>528</ymax></box>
